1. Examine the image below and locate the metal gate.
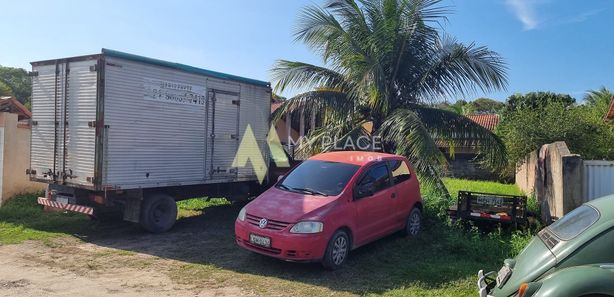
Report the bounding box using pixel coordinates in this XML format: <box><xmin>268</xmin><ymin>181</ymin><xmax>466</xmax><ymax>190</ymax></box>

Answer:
<box><xmin>583</xmin><ymin>160</ymin><xmax>614</xmax><ymax>201</ymax></box>
<box><xmin>207</xmin><ymin>89</ymin><xmax>240</xmax><ymax>179</ymax></box>
<box><xmin>30</xmin><ymin>59</ymin><xmax>98</xmax><ymax>186</ymax></box>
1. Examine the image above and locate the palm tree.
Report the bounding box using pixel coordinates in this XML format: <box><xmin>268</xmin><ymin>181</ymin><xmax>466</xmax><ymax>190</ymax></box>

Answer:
<box><xmin>584</xmin><ymin>87</ymin><xmax>613</xmax><ymax>111</ymax></box>
<box><xmin>271</xmin><ymin>0</ymin><xmax>508</xmax><ymax>188</ymax></box>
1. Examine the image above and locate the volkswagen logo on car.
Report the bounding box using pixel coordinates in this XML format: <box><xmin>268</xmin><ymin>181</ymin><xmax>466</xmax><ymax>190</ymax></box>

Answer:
<box><xmin>258</xmin><ymin>218</ymin><xmax>268</xmax><ymax>229</ymax></box>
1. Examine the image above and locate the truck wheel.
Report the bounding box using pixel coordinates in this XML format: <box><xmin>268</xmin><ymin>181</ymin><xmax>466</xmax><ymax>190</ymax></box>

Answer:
<box><xmin>139</xmin><ymin>193</ymin><xmax>177</xmax><ymax>233</ymax></box>
<box><xmin>402</xmin><ymin>208</ymin><xmax>422</xmax><ymax>237</ymax></box>
<box><xmin>322</xmin><ymin>230</ymin><xmax>350</xmax><ymax>270</ymax></box>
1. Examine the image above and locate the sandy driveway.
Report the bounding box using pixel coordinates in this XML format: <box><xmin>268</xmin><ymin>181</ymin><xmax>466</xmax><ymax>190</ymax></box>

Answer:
<box><xmin>0</xmin><ymin>203</ymin><xmax>256</xmax><ymax>297</ymax></box>
<box><xmin>0</xmin><ymin>240</ymin><xmax>247</xmax><ymax>297</ymax></box>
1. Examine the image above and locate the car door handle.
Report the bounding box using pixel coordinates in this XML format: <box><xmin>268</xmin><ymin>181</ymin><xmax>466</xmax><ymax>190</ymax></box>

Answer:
<box><xmin>391</xmin><ymin>193</ymin><xmax>396</xmax><ymax>199</ymax></box>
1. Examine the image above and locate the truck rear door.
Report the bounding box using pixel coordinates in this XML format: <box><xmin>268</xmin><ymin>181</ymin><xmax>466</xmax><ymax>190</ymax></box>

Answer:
<box><xmin>207</xmin><ymin>89</ymin><xmax>240</xmax><ymax>180</ymax></box>
<box><xmin>30</xmin><ymin>58</ymin><xmax>99</xmax><ymax>187</ymax></box>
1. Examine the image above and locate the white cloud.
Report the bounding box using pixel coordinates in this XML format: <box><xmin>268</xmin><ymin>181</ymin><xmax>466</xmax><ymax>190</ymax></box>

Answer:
<box><xmin>505</xmin><ymin>0</ymin><xmax>540</xmax><ymax>30</ymax></box>
<box><xmin>566</xmin><ymin>8</ymin><xmax>605</xmax><ymax>24</ymax></box>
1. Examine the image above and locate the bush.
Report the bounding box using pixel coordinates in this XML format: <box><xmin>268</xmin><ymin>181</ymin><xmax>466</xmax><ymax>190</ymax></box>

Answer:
<box><xmin>496</xmin><ymin>93</ymin><xmax>614</xmax><ymax>177</ymax></box>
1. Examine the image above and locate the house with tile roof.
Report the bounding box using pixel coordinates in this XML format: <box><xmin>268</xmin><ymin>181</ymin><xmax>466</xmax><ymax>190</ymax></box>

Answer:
<box><xmin>439</xmin><ymin>113</ymin><xmax>501</xmax><ymax>180</ymax></box>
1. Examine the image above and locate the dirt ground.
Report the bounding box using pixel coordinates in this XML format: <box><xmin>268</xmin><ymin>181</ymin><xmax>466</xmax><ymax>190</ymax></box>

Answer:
<box><xmin>0</xmin><ymin>241</ymin><xmax>246</xmax><ymax>297</ymax></box>
<box><xmin>0</xmin><ymin>199</ymin><xmax>498</xmax><ymax>297</ymax></box>
<box><xmin>0</xmin><ymin>204</ymin><xmax>254</xmax><ymax>297</ymax></box>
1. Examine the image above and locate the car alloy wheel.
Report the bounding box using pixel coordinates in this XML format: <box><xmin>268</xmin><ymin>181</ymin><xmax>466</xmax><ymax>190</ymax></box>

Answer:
<box><xmin>323</xmin><ymin>230</ymin><xmax>350</xmax><ymax>270</ymax></box>
<box><xmin>407</xmin><ymin>208</ymin><xmax>421</xmax><ymax>236</ymax></box>
<box><xmin>331</xmin><ymin>235</ymin><xmax>348</xmax><ymax>265</ymax></box>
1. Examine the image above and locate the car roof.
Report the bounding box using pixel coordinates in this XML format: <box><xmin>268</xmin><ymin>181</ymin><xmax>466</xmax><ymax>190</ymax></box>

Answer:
<box><xmin>308</xmin><ymin>151</ymin><xmax>403</xmax><ymax>166</ymax></box>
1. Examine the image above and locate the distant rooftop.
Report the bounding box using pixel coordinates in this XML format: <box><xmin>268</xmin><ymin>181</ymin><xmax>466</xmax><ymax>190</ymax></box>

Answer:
<box><xmin>0</xmin><ymin>96</ymin><xmax>31</xmax><ymax>120</ymax></box>
<box><xmin>466</xmin><ymin>114</ymin><xmax>500</xmax><ymax>131</ymax></box>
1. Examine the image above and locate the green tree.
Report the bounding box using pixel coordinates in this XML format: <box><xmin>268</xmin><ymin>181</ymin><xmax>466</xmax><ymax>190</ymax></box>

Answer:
<box><xmin>463</xmin><ymin>97</ymin><xmax>504</xmax><ymax>114</ymax></box>
<box><xmin>0</xmin><ymin>65</ymin><xmax>31</xmax><ymax>105</ymax></box>
<box><xmin>433</xmin><ymin>100</ymin><xmax>463</xmax><ymax>114</ymax></box>
<box><xmin>501</xmin><ymin>92</ymin><xmax>575</xmax><ymax>115</ymax></box>
<box><xmin>0</xmin><ymin>80</ymin><xmax>14</xmax><ymax>97</ymax></box>
<box><xmin>271</xmin><ymin>0</ymin><xmax>508</xmax><ymax>187</ymax></box>
<box><xmin>497</xmin><ymin>90</ymin><xmax>614</xmax><ymax>177</ymax></box>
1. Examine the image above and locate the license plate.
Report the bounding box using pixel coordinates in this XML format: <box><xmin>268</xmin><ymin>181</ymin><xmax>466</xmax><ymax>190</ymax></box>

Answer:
<box><xmin>56</xmin><ymin>196</ymin><xmax>69</xmax><ymax>205</ymax></box>
<box><xmin>496</xmin><ymin>265</ymin><xmax>512</xmax><ymax>288</ymax></box>
<box><xmin>249</xmin><ymin>234</ymin><xmax>271</xmax><ymax>248</ymax></box>
<box><xmin>477</xmin><ymin>196</ymin><xmax>504</xmax><ymax>207</ymax></box>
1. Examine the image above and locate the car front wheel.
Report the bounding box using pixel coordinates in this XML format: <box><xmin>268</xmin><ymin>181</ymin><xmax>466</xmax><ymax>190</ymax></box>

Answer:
<box><xmin>403</xmin><ymin>207</ymin><xmax>421</xmax><ymax>237</ymax></box>
<box><xmin>322</xmin><ymin>230</ymin><xmax>350</xmax><ymax>270</ymax></box>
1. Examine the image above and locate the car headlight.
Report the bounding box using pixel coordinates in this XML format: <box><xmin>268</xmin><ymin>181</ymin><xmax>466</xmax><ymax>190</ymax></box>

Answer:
<box><xmin>237</xmin><ymin>207</ymin><xmax>247</xmax><ymax>221</ymax></box>
<box><xmin>290</xmin><ymin>221</ymin><xmax>323</xmax><ymax>233</ymax></box>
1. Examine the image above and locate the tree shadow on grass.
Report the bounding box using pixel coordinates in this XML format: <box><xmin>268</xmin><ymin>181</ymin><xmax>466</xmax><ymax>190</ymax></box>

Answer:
<box><xmin>1</xmin><ymin>194</ymin><xmax>518</xmax><ymax>295</ymax></box>
<box><xmin>84</xmin><ymin>204</ymin><xmax>516</xmax><ymax>296</ymax></box>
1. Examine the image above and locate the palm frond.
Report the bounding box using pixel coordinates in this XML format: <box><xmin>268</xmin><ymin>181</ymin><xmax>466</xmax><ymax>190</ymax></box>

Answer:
<box><xmin>377</xmin><ymin>108</ymin><xmax>447</xmax><ymax>188</ymax></box>
<box><xmin>412</xmin><ymin>106</ymin><xmax>507</xmax><ymax>170</ymax></box>
<box><xmin>271</xmin><ymin>60</ymin><xmax>349</xmax><ymax>94</ymax></box>
<box><xmin>270</xmin><ymin>90</ymin><xmax>354</xmax><ymax>125</ymax></box>
<box><xmin>400</xmin><ymin>34</ymin><xmax>507</xmax><ymax>103</ymax></box>
<box><xmin>295</xmin><ymin>119</ymin><xmax>370</xmax><ymax>157</ymax></box>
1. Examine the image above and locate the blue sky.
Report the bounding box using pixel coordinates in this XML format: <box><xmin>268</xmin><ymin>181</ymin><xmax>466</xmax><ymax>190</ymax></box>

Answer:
<box><xmin>1</xmin><ymin>0</ymin><xmax>612</xmax><ymax>102</ymax></box>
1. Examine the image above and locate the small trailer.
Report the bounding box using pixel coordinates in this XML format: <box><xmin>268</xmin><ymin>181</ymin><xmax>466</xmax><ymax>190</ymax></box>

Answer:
<box><xmin>449</xmin><ymin>191</ymin><xmax>528</xmax><ymax>228</ymax></box>
<box><xmin>27</xmin><ymin>49</ymin><xmax>274</xmax><ymax>232</ymax></box>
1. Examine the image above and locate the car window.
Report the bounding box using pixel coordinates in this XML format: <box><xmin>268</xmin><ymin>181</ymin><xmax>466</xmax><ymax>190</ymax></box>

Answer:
<box><xmin>278</xmin><ymin>160</ymin><xmax>360</xmax><ymax>196</ymax></box>
<box><xmin>548</xmin><ymin>205</ymin><xmax>600</xmax><ymax>240</ymax></box>
<box><xmin>388</xmin><ymin>160</ymin><xmax>411</xmax><ymax>185</ymax></box>
<box><xmin>358</xmin><ymin>163</ymin><xmax>390</xmax><ymax>193</ymax></box>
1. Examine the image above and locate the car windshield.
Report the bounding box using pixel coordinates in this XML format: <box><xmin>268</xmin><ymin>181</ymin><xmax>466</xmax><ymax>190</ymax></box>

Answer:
<box><xmin>277</xmin><ymin>160</ymin><xmax>360</xmax><ymax>196</ymax></box>
<box><xmin>548</xmin><ymin>205</ymin><xmax>600</xmax><ymax>241</ymax></box>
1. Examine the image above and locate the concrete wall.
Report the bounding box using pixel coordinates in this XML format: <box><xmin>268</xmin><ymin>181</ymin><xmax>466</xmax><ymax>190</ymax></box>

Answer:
<box><xmin>515</xmin><ymin>141</ymin><xmax>583</xmax><ymax>221</ymax></box>
<box><xmin>0</xmin><ymin>112</ymin><xmax>46</xmax><ymax>205</ymax></box>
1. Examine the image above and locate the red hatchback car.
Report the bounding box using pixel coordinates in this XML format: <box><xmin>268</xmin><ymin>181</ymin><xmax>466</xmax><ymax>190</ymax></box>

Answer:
<box><xmin>235</xmin><ymin>151</ymin><xmax>423</xmax><ymax>269</ymax></box>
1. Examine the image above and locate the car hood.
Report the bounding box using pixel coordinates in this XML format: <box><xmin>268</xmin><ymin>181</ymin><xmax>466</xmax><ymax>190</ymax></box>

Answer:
<box><xmin>493</xmin><ymin>236</ymin><xmax>557</xmax><ymax>296</ymax></box>
<box><xmin>246</xmin><ymin>187</ymin><xmax>339</xmax><ymax>223</ymax></box>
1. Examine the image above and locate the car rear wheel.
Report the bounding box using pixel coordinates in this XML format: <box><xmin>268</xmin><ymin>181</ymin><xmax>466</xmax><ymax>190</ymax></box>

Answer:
<box><xmin>402</xmin><ymin>208</ymin><xmax>421</xmax><ymax>237</ymax></box>
<box><xmin>140</xmin><ymin>193</ymin><xmax>177</xmax><ymax>233</ymax></box>
<box><xmin>322</xmin><ymin>230</ymin><xmax>350</xmax><ymax>270</ymax></box>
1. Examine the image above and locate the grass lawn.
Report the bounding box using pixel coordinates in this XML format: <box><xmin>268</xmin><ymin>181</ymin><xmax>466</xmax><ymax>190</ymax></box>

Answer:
<box><xmin>0</xmin><ymin>178</ymin><xmax>536</xmax><ymax>296</ymax></box>
<box><xmin>0</xmin><ymin>193</ymin><xmax>92</xmax><ymax>244</ymax></box>
<box><xmin>443</xmin><ymin>178</ymin><xmax>523</xmax><ymax>198</ymax></box>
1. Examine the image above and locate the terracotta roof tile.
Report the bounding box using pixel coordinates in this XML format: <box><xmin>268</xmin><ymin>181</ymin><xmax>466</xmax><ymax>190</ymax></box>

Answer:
<box><xmin>0</xmin><ymin>96</ymin><xmax>31</xmax><ymax>120</ymax></box>
<box><xmin>466</xmin><ymin>114</ymin><xmax>499</xmax><ymax>131</ymax></box>
<box><xmin>271</xmin><ymin>101</ymin><xmax>283</xmax><ymax>112</ymax></box>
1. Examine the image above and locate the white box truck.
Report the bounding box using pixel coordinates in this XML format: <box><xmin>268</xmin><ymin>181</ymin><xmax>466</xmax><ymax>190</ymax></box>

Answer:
<box><xmin>27</xmin><ymin>49</ymin><xmax>273</xmax><ymax>232</ymax></box>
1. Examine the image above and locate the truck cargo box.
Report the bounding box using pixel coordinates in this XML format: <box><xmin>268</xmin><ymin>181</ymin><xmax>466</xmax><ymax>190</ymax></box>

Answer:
<box><xmin>29</xmin><ymin>49</ymin><xmax>271</xmax><ymax>191</ymax></box>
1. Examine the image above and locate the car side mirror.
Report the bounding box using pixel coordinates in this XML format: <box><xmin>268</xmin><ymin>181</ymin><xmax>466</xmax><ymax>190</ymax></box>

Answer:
<box><xmin>355</xmin><ymin>182</ymin><xmax>375</xmax><ymax>199</ymax></box>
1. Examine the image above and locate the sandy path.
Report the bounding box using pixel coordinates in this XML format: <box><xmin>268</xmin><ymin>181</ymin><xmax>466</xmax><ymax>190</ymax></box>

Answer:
<box><xmin>0</xmin><ymin>241</ymin><xmax>246</xmax><ymax>297</ymax></box>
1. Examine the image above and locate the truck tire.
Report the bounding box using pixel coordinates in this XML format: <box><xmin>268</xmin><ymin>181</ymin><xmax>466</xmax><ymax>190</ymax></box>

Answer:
<box><xmin>139</xmin><ymin>193</ymin><xmax>177</xmax><ymax>233</ymax></box>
